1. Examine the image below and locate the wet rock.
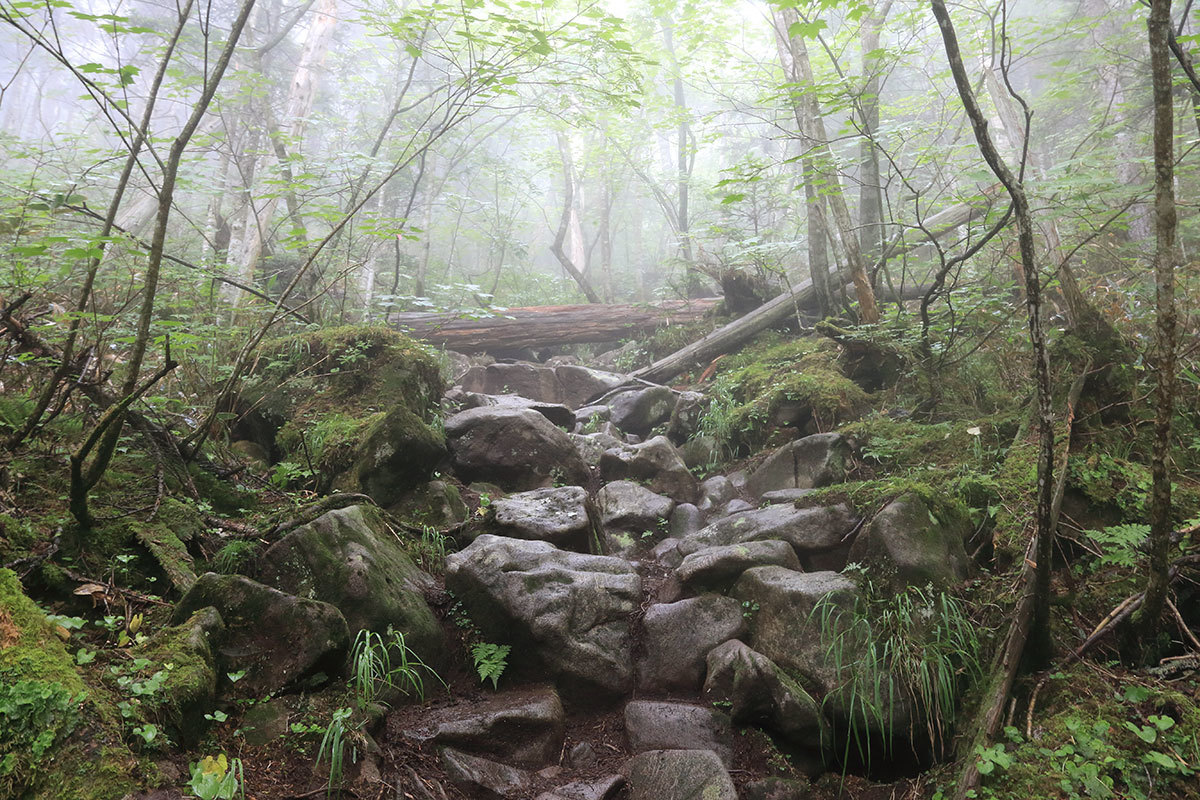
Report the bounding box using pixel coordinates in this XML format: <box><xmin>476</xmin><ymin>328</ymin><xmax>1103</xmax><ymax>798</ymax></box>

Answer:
<box><xmin>445</xmin><ymin>535</ymin><xmax>641</xmax><ymax>700</ymax></box>
<box><xmin>172</xmin><ymin>573</ymin><xmax>348</xmax><ymax>696</ymax></box>
<box><xmin>241</xmin><ymin>697</ymin><xmax>291</xmax><ymax>746</ymax></box>
<box><xmin>731</xmin><ymin>567</ymin><xmax>859</xmax><ymax>694</ymax></box>
<box><xmin>676</xmin><ymin>540</ymin><xmax>801</xmax><ymax>592</ymax></box>
<box><xmin>404</xmin><ymin>686</ymin><xmax>565</xmax><ymax>767</ymax></box>
<box><xmin>668</xmin><ymin>503</ymin><xmax>704</xmax><ymax>539</ymax></box>
<box><xmin>600</xmin><ymin>436</ymin><xmax>698</xmax><ymax>503</ymax></box>
<box><xmin>445</xmin><ymin>406</ymin><xmax>590</xmax><ymax>491</ymax></box>
<box><xmin>440</xmin><ymin>747</ymin><xmax>531</xmax><ymax>799</ymax></box>
<box><xmin>666</xmin><ymin>391</ymin><xmax>706</xmax><ymax>444</ymax></box>
<box><xmin>624</xmin><ymin>701</ymin><xmax>734</xmax><ymax>767</ymax></box>
<box><xmin>745</xmin><ymin>433</ymin><xmax>852</xmax><ymax>498</ymax></box>
<box><xmin>624</xmin><ymin>750</ymin><xmax>736</xmax><ymax>800</ymax></box>
<box><xmin>567</xmin><ymin>741</ymin><xmax>598</xmax><ymax>768</ymax></box>
<box><xmin>350</xmin><ymin>405</ymin><xmax>447</xmax><ymax>506</ymax></box>
<box><xmin>704</xmin><ymin>640</ymin><xmax>826</xmax><ymax>753</ymax></box>
<box><xmin>569</xmin><ymin>432</ymin><xmax>623</xmax><ymax>467</ymax></box>
<box><xmin>607</xmin><ymin>386</ymin><xmax>677</xmax><ymax>437</ymax></box>
<box><xmin>488</xmin><ymin>487</ymin><xmax>593</xmax><ymax>550</ymax></box>
<box><xmin>597</xmin><ymin>481</ymin><xmax>674</xmax><ymax>534</ymax></box>
<box><xmin>846</xmin><ymin>492</ymin><xmax>970</xmax><ymax>590</ymax></box>
<box><xmin>535</xmin><ymin>774</ymin><xmax>624</xmax><ymax>800</ymax></box>
<box><xmin>459</xmin><ymin>392</ymin><xmax>576</xmax><ymax>429</ymax></box>
<box><xmin>389</xmin><ymin>480</ymin><xmax>469</xmax><ymax>528</ymax></box>
<box><xmin>638</xmin><ymin>595</ymin><xmax>747</xmax><ymax>692</ymax></box>
<box><xmin>683</xmin><ymin>503</ymin><xmax>860</xmax><ymax>571</ymax></box>
<box><xmin>459</xmin><ymin>363</ymin><xmax>625</xmax><ymax>409</ymax></box>
<box><xmin>678</xmin><ymin>435</ymin><xmax>720</xmax><ymax>471</ymax></box>
<box><xmin>651</xmin><ymin>537</ymin><xmax>687</xmax><ymax>569</ymax></box>
<box><xmin>760</xmin><ymin>488</ymin><xmax>814</xmax><ymax>504</ymax></box>
<box><xmin>135</xmin><ymin>607</ymin><xmax>224</xmax><ymax>745</ymax></box>
<box><xmin>574</xmin><ymin>404</ymin><xmax>612</xmax><ymax>428</ymax></box>
<box><xmin>720</xmin><ymin>498</ymin><xmax>754</xmax><ymax>516</ymax></box>
<box><xmin>258</xmin><ymin>505</ymin><xmax>443</xmax><ymax>663</ymax></box>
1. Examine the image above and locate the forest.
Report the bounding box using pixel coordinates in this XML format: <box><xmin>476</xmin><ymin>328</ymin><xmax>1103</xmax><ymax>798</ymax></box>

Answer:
<box><xmin>0</xmin><ymin>0</ymin><xmax>1198</xmax><ymax>798</ymax></box>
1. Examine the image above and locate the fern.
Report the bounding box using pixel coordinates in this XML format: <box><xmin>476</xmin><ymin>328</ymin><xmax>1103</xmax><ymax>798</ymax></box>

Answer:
<box><xmin>1084</xmin><ymin>524</ymin><xmax>1150</xmax><ymax>569</ymax></box>
<box><xmin>471</xmin><ymin>642</ymin><xmax>510</xmax><ymax>690</ymax></box>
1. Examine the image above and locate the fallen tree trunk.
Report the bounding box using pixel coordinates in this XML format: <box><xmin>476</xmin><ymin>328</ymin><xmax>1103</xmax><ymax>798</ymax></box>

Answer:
<box><xmin>389</xmin><ymin>299</ymin><xmax>719</xmax><ymax>353</ymax></box>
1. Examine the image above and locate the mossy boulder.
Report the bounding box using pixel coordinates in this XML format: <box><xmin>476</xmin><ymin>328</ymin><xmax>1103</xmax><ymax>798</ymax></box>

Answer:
<box><xmin>133</xmin><ymin>607</ymin><xmax>224</xmax><ymax>746</ymax></box>
<box><xmin>237</xmin><ymin>327</ymin><xmax>447</xmax><ymax>500</ymax></box>
<box><xmin>257</xmin><ymin>505</ymin><xmax>444</xmax><ymax>665</ymax></box>
<box><xmin>0</xmin><ymin>569</ymin><xmax>138</xmax><ymax>799</ymax></box>
<box><xmin>390</xmin><ymin>480</ymin><xmax>469</xmax><ymax>528</ymax></box>
<box><xmin>847</xmin><ymin>492</ymin><xmax>970</xmax><ymax>590</ymax></box>
<box><xmin>172</xmin><ymin>573</ymin><xmax>349</xmax><ymax>696</ymax></box>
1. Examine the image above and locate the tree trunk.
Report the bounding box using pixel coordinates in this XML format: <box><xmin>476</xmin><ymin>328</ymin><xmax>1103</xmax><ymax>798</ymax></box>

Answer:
<box><xmin>551</xmin><ymin>132</ymin><xmax>601</xmax><ymax>303</ymax></box>
<box><xmin>771</xmin><ymin>7</ymin><xmax>880</xmax><ymax>323</ymax></box>
<box><xmin>390</xmin><ymin>300</ymin><xmax>718</xmax><ymax>353</ymax></box>
<box><xmin>1136</xmin><ymin>0</ymin><xmax>1178</xmax><ymax>654</ymax></box>
<box><xmin>858</xmin><ymin>2</ymin><xmax>893</xmax><ymax>262</ymax></box>
<box><xmin>660</xmin><ymin>16</ymin><xmax>701</xmax><ymax>296</ymax></box>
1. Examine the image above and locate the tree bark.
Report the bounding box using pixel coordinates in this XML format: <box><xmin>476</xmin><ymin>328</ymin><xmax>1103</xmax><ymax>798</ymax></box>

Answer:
<box><xmin>390</xmin><ymin>300</ymin><xmax>718</xmax><ymax>353</ymax></box>
<box><xmin>1136</xmin><ymin>0</ymin><xmax>1178</xmax><ymax>654</ymax></box>
<box><xmin>771</xmin><ymin>7</ymin><xmax>880</xmax><ymax>323</ymax></box>
<box><xmin>858</xmin><ymin>2</ymin><xmax>893</xmax><ymax>262</ymax></box>
<box><xmin>551</xmin><ymin>132</ymin><xmax>602</xmax><ymax>303</ymax></box>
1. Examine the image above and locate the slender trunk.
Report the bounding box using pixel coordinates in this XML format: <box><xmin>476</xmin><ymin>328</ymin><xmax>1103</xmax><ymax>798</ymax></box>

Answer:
<box><xmin>932</xmin><ymin>0</ymin><xmax>1055</xmax><ymax>664</ymax></box>
<box><xmin>551</xmin><ymin>132</ymin><xmax>601</xmax><ymax>303</ymax></box>
<box><xmin>1136</xmin><ymin>0</ymin><xmax>1178</xmax><ymax>653</ymax></box>
<box><xmin>660</xmin><ymin>16</ymin><xmax>700</xmax><ymax>295</ymax></box>
<box><xmin>772</xmin><ymin>7</ymin><xmax>879</xmax><ymax>323</ymax></box>
<box><xmin>858</xmin><ymin>3</ymin><xmax>892</xmax><ymax>261</ymax></box>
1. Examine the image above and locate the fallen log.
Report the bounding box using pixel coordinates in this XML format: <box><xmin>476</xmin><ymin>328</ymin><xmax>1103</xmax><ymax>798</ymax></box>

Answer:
<box><xmin>388</xmin><ymin>299</ymin><xmax>719</xmax><ymax>353</ymax></box>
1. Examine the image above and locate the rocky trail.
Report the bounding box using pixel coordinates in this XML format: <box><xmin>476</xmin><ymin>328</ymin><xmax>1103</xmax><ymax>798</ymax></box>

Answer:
<box><xmin>154</xmin><ymin>348</ymin><xmax>970</xmax><ymax>800</ymax></box>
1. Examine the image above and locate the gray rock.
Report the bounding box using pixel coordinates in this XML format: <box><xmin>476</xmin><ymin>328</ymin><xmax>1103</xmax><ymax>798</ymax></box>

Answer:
<box><xmin>746</xmin><ymin>433</ymin><xmax>852</xmax><ymax>497</ymax></box>
<box><xmin>600</xmin><ymin>436</ymin><xmax>698</xmax><ymax>503</ymax></box>
<box><xmin>760</xmin><ymin>488</ymin><xmax>815</xmax><ymax>504</ymax></box>
<box><xmin>699</xmin><ymin>476</ymin><xmax>737</xmax><ymax>508</ymax></box>
<box><xmin>172</xmin><ymin>573</ymin><xmax>348</xmax><ymax>696</ymax></box>
<box><xmin>138</xmin><ymin>607</ymin><xmax>224</xmax><ymax>745</ymax></box>
<box><xmin>666</xmin><ymin>391</ymin><xmax>706</xmax><ymax>444</ymax></box>
<box><xmin>404</xmin><ymin>686</ymin><xmax>565</xmax><ymax>767</ymax></box>
<box><xmin>679</xmin><ymin>435</ymin><xmax>720</xmax><ymax>471</ymax></box>
<box><xmin>597</xmin><ymin>481</ymin><xmax>675</xmax><ymax>533</ymax></box>
<box><xmin>389</xmin><ymin>480</ymin><xmax>469</xmax><ymax>528</ymax></box>
<box><xmin>567</xmin><ymin>741</ymin><xmax>597</xmax><ymax>768</ymax></box>
<box><xmin>240</xmin><ymin>697</ymin><xmax>291</xmax><ymax>746</ymax></box>
<box><xmin>639</xmin><ymin>595</ymin><xmax>747</xmax><ymax>692</ymax></box>
<box><xmin>624</xmin><ymin>750</ymin><xmax>736</xmax><ymax>800</ymax></box>
<box><xmin>445</xmin><ymin>406</ymin><xmax>590</xmax><ymax>491</ymax></box>
<box><xmin>258</xmin><ymin>505</ymin><xmax>443</xmax><ymax>663</ymax></box>
<box><xmin>459</xmin><ymin>392</ymin><xmax>576</xmax><ymax>429</ymax></box>
<box><xmin>608</xmin><ymin>386</ymin><xmax>677</xmax><ymax>437</ymax></box>
<box><xmin>668</xmin><ymin>503</ymin><xmax>705</xmax><ymax>539</ymax></box>
<box><xmin>846</xmin><ymin>492</ymin><xmax>970</xmax><ymax>589</ymax></box>
<box><xmin>459</xmin><ymin>363</ymin><xmax>625</xmax><ymax>409</ymax></box>
<box><xmin>684</xmin><ymin>503</ymin><xmax>860</xmax><ymax>571</ymax></box>
<box><xmin>676</xmin><ymin>540</ymin><xmax>801</xmax><ymax>591</ymax></box>
<box><xmin>536</xmin><ymin>775</ymin><xmax>625</xmax><ymax>800</ymax></box>
<box><xmin>445</xmin><ymin>535</ymin><xmax>641</xmax><ymax>699</ymax></box>
<box><xmin>350</xmin><ymin>405</ymin><xmax>446</xmax><ymax>505</ymax></box>
<box><xmin>569</xmin><ymin>432</ymin><xmax>624</xmax><ymax>466</ymax></box>
<box><xmin>720</xmin><ymin>498</ymin><xmax>754</xmax><ymax>516</ymax></box>
<box><xmin>731</xmin><ymin>567</ymin><xmax>859</xmax><ymax>694</ymax></box>
<box><xmin>704</xmin><ymin>640</ymin><xmax>826</xmax><ymax>752</ymax></box>
<box><xmin>624</xmin><ymin>701</ymin><xmax>734</xmax><ymax>767</ymax></box>
<box><xmin>741</xmin><ymin>778</ymin><xmax>817</xmax><ymax>800</ymax></box>
<box><xmin>489</xmin><ymin>487</ymin><xmax>593</xmax><ymax>550</ymax></box>
<box><xmin>651</xmin><ymin>538</ymin><xmax>687</xmax><ymax>569</ymax></box>
<box><xmin>574</xmin><ymin>404</ymin><xmax>612</xmax><ymax>428</ymax></box>
<box><xmin>440</xmin><ymin>747</ymin><xmax>531</xmax><ymax>798</ymax></box>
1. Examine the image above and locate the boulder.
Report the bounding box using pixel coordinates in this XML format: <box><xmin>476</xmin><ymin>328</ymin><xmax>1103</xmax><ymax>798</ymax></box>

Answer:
<box><xmin>458</xmin><ymin>392</ymin><xmax>576</xmax><ymax>429</ymax></box>
<box><xmin>668</xmin><ymin>503</ymin><xmax>704</xmax><ymax>539</ymax></box>
<box><xmin>607</xmin><ymin>386</ymin><xmax>677</xmax><ymax>437</ymax></box>
<box><xmin>569</xmin><ymin>432</ymin><xmax>624</xmax><ymax>466</ymax></box>
<box><xmin>684</xmin><ymin>503</ymin><xmax>860</xmax><ymax>571</ymax></box>
<box><xmin>846</xmin><ymin>492</ymin><xmax>970</xmax><ymax>589</ymax></box>
<box><xmin>624</xmin><ymin>750</ymin><xmax>736</xmax><ymax>800</ymax></box>
<box><xmin>600</xmin><ymin>436</ymin><xmax>698</xmax><ymax>503</ymax></box>
<box><xmin>679</xmin><ymin>435</ymin><xmax>720</xmax><ymax>471</ymax></box>
<box><xmin>403</xmin><ymin>686</ymin><xmax>565</xmax><ymax>767</ymax></box>
<box><xmin>446</xmin><ymin>407</ymin><xmax>590</xmax><ymax>491</ymax></box>
<box><xmin>676</xmin><ymin>540</ymin><xmax>801</xmax><ymax>592</ymax></box>
<box><xmin>761</xmin><ymin>488</ymin><xmax>814</xmax><ymax>504</ymax></box>
<box><xmin>257</xmin><ymin>505</ymin><xmax>443</xmax><ymax>663</ymax></box>
<box><xmin>171</xmin><ymin>573</ymin><xmax>349</xmax><ymax>696</ymax></box>
<box><xmin>133</xmin><ymin>607</ymin><xmax>224</xmax><ymax>746</ymax></box>
<box><xmin>624</xmin><ymin>701</ymin><xmax>734</xmax><ymax>767</ymax></box>
<box><xmin>698</xmin><ymin>475</ymin><xmax>737</xmax><ymax>511</ymax></box>
<box><xmin>389</xmin><ymin>479</ymin><xmax>469</xmax><ymax>528</ymax></box>
<box><xmin>666</xmin><ymin>391</ymin><xmax>706</xmax><ymax>444</ymax></box>
<box><xmin>459</xmin><ymin>363</ymin><xmax>625</xmax><ymax>409</ymax></box>
<box><xmin>440</xmin><ymin>747</ymin><xmax>531</xmax><ymax>799</ymax></box>
<box><xmin>445</xmin><ymin>535</ymin><xmax>641</xmax><ymax>699</ymax></box>
<box><xmin>704</xmin><ymin>640</ymin><xmax>826</xmax><ymax>753</ymax></box>
<box><xmin>745</xmin><ymin>433</ymin><xmax>852</xmax><ymax>498</ymax></box>
<box><xmin>638</xmin><ymin>595</ymin><xmax>747</xmax><ymax>692</ymax></box>
<box><xmin>731</xmin><ymin>568</ymin><xmax>859</xmax><ymax>694</ymax></box>
<box><xmin>535</xmin><ymin>775</ymin><xmax>625</xmax><ymax>800</ymax></box>
<box><xmin>350</xmin><ymin>405</ymin><xmax>446</xmax><ymax>506</ymax></box>
<box><xmin>489</xmin><ymin>487</ymin><xmax>594</xmax><ymax>551</ymax></box>
<box><xmin>596</xmin><ymin>481</ymin><xmax>674</xmax><ymax>534</ymax></box>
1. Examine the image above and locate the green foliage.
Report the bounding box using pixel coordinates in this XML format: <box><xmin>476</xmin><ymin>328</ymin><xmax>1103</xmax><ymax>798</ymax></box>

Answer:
<box><xmin>812</xmin><ymin>583</ymin><xmax>985</xmax><ymax>769</ymax></box>
<box><xmin>187</xmin><ymin>754</ymin><xmax>244</xmax><ymax>800</ymax></box>
<box><xmin>349</xmin><ymin>627</ymin><xmax>443</xmax><ymax>707</ymax></box>
<box><xmin>1082</xmin><ymin>524</ymin><xmax>1149</xmax><ymax>570</ymax></box>
<box><xmin>210</xmin><ymin>540</ymin><xmax>260</xmax><ymax>574</ymax></box>
<box><xmin>0</xmin><ymin>680</ymin><xmax>85</xmax><ymax>788</ymax></box>
<box><xmin>1070</xmin><ymin>453</ymin><xmax>1152</xmax><ymax>521</ymax></box>
<box><xmin>316</xmin><ymin>707</ymin><xmax>356</xmax><ymax>798</ymax></box>
<box><xmin>470</xmin><ymin>642</ymin><xmax>511</xmax><ymax>690</ymax></box>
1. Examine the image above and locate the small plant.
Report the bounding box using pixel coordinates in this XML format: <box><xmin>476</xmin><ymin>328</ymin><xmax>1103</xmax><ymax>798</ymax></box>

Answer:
<box><xmin>211</xmin><ymin>540</ymin><xmax>259</xmax><ymax>574</ymax></box>
<box><xmin>350</xmin><ymin>627</ymin><xmax>444</xmax><ymax>707</ymax></box>
<box><xmin>471</xmin><ymin>642</ymin><xmax>511</xmax><ymax>690</ymax></box>
<box><xmin>741</xmin><ymin>600</ymin><xmax>760</xmax><ymax>620</ymax></box>
<box><xmin>316</xmin><ymin>707</ymin><xmax>356</xmax><ymax>798</ymax></box>
<box><xmin>187</xmin><ymin>753</ymin><xmax>244</xmax><ymax>800</ymax></box>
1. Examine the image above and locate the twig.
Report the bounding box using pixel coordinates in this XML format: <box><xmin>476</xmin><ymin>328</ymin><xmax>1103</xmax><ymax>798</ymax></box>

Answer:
<box><xmin>61</xmin><ymin>568</ymin><xmax>169</xmax><ymax>606</ymax></box>
<box><xmin>1167</xmin><ymin>597</ymin><xmax>1200</xmax><ymax>652</ymax></box>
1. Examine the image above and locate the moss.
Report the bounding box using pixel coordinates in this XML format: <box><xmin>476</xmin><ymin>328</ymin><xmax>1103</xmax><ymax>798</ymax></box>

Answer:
<box><xmin>155</xmin><ymin>497</ymin><xmax>205</xmax><ymax>543</ymax></box>
<box><xmin>133</xmin><ymin>522</ymin><xmax>197</xmax><ymax>593</ymax></box>
<box><xmin>0</xmin><ymin>569</ymin><xmax>138</xmax><ymax>799</ymax></box>
<box><xmin>702</xmin><ymin>337</ymin><xmax>870</xmax><ymax>456</ymax></box>
<box><xmin>801</xmin><ymin>476</ymin><xmax>971</xmax><ymax>530</ymax></box>
<box><xmin>189</xmin><ymin>464</ymin><xmax>257</xmax><ymax>515</ymax></box>
<box><xmin>133</xmin><ymin>608</ymin><xmax>221</xmax><ymax>746</ymax></box>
